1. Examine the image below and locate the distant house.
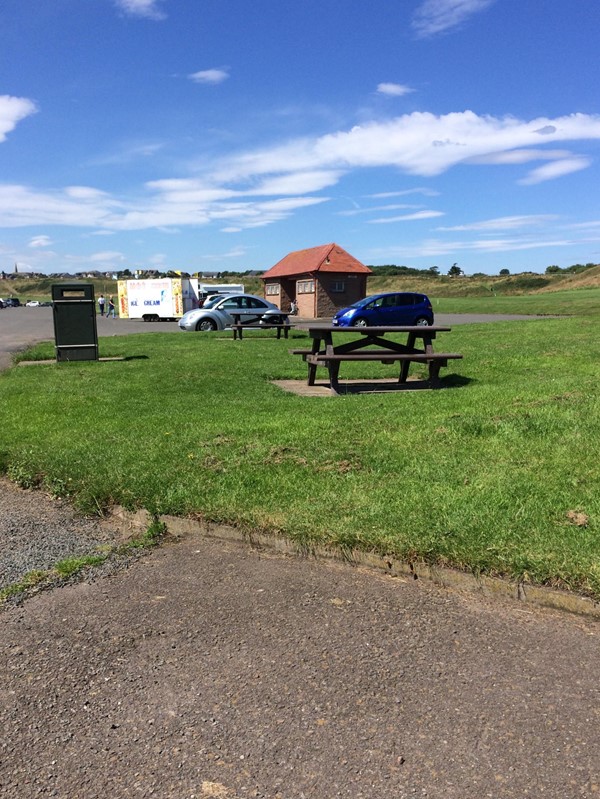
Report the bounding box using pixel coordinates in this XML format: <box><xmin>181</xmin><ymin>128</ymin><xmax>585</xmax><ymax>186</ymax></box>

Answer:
<box><xmin>261</xmin><ymin>243</ymin><xmax>372</xmax><ymax>318</ymax></box>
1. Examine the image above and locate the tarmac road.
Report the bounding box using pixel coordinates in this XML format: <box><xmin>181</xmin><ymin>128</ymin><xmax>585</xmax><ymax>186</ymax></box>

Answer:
<box><xmin>0</xmin><ymin>305</ymin><xmax>548</xmax><ymax>372</ymax></box>
<box><xmin>1</xmin><ymin>505</ymin><xmax>599</xmax><ymax>798</ymax></box>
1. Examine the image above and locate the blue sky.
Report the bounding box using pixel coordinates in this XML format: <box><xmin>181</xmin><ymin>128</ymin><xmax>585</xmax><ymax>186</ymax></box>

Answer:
<box><xmin>1</xmin><ymin>0</ymin><xmax>600</xmax><ymax>276</ymax></box>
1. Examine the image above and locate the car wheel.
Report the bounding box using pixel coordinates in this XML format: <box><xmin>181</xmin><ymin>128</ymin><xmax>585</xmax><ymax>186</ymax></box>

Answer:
<box><xmin>414</xmin><ymin>316</ymin><xmax>431</xmax><ymax>326</ymax></box>
<box><xmin>352</xmin><ymin>317</ymin><xmax>369</xmax><ymax>327</ymax></box>
<box><xmin>196</xmin><ymin>318</ymin><xmax>217</xmax><ymax>331</ymax></box>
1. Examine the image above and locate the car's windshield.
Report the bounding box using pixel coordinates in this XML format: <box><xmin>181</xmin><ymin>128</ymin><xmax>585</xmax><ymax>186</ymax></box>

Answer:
<box><xmin>347</xmin><ymin>296</ymin><xmax>379</xmax><ymax>310</ymax></box>
<box><xmin>203</xmin><ymin>296</ymin><xmax>222</xmax><ymax>309</ymax></box>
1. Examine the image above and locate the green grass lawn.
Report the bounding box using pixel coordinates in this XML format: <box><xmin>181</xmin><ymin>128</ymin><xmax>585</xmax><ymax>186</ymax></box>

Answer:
<box><xmin>432</xmin><ymin>287</ymin><xmax>600</xmax><ymax>316</ymax></box>
<box><xmin>1</xmin><ymin>310</ymin><xmax>600</xmax><ymax>597</ymax></box>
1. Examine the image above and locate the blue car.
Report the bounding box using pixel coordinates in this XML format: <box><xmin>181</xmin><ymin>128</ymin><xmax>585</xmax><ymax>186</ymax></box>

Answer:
<box><xmin>332</xmin><ymin>292</ymin><xmax>434</xmax><ymax>327</ymax></box>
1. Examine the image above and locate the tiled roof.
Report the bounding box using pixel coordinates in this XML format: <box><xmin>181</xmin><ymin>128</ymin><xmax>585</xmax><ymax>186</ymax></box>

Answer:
<box><xmin>262</xmin><ymin>243</ymin><xmax>372</xmax><ymax>279</ymax></box>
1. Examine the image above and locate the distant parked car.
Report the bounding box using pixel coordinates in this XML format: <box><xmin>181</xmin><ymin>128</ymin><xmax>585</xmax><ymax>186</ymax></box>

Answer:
<box><xmin>3</xmin><ymin>297</ymin><xmax>21</xmax><ymax>308</ymax></box>
<box><xmin>332</xmin><ymin>292</ymin><xmax>434</xmax><ymax>327</ymax></box>
<box><xmin>179</xmin><ymin>293</ymin><xmax>288</xmax><ymax>331</ymax></box>
<box><xmin>25</xmin><ymin>300</ymin><xmax>40</xmax><ymax>307</ymax></box>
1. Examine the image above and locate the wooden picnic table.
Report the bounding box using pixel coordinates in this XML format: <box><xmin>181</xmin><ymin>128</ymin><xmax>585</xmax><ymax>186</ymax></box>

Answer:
<box><xmin>292</xmin><ymin>324</ymin><xmax>462</xmax><ymax>394</ymax></box>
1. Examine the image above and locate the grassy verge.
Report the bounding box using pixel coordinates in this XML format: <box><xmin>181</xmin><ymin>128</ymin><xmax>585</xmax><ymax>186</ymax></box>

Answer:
<box><xmin>1</xmin><ymin>316</ymin><xmax>599</xmax><ymax>597</ymax></box>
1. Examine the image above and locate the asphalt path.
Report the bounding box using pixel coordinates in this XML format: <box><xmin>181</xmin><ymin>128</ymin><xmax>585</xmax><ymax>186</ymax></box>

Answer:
<box><xmin>0</xmin><ymin>305</ymin><xmax>547</xmax><ymax>371</ymax></box>
<box><xmin>2</xmin><ymin>523</ymin><xmax>600</xmax><ymax>798</ymax></box>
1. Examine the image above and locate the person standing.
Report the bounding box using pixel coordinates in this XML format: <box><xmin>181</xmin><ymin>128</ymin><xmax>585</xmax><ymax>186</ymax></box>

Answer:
<box><xmin>98</xmin><ymin>294</ymin><xmax>106</xmax><ymax>316</ymax></box>
<box><xmin>107</xmin><ymin>295</ymin><xmax>116</xmax><ymax>318</ymax></box>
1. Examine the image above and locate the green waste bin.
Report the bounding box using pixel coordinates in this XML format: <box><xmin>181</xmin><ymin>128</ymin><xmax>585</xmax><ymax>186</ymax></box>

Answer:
<box><xmin>52</xmin><ymin>283</ymin><xmax>99</xmax><ymax>362</ymax></box>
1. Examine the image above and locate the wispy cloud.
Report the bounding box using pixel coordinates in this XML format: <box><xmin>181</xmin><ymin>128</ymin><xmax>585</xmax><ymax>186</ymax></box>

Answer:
<box><xmin>188</xmin><ymin>69</ymin><xmax>230</xmax><ymax>85</ymax></box>
<box><xmin>371</xmin><ymin>236</ymin><xmax>572</xmax><ymax>260</ymax></box>
<box><xmin>518</xmin><ymin>156</ymin><xmax>591</xmax><ymax>185</ymax></box>
<box><xmin>369</xmin><ymin>210</ymin><xmax>445</xmax><ymax>224</ymax></box>
<box><xmin>0</xmin><ymin>181</ymin><xmax>328</xmax><ymax>233</ymax></box>
<box><xmin>89</xmin><ymin>250</ymin><xmax>126</xmax><ymax>263</ymax></box>
<box><xmin>88</xmin><ymin>140</ymin><xmax>165</xmax><ymax>166</ymax></box>
<box><xmin>249</xmin><ymin>170</ymin><xmax>343</xmax><ymax>196</ymax></box>
<box><xmin>28</xmin><ymin>235</ymin><xmax>53</xmax><ymax>248</ymax></box>
<box><xmin>412</xmin><ymin>0</ymin><xmax>496</xmax><ymax>38</ymax></box>
<box><xmin>114</xmin><ymin>0</ymin><xmax>166</xmax><ymax>20</ymax></box>
<box><xmin>337</xmin><ymin>203</ymin><xmax>423</xmax><ymax>217</ymax></box>
<box><xmin>437</xmin><ymin>215</ymin><xmax>558</xmax><ymax>231</ymax></box>
<box><xmin>0</xmin><ymin>95</ymin><xmax>37</xmax><ymax>142</ymax></box>
<box><xmin>469</xmin><ymin>149</ymin><xmax>574</xmax><ymax>165</ymax></box>
<box><xmin>368</xmin><ymin>188</ymin><xmax>440</xmax><ymax>198</ymax></box>
<box><xmin>376</xmin><ymin>83</ymin><xmax>415</xmax><ymax>97</ymax></box>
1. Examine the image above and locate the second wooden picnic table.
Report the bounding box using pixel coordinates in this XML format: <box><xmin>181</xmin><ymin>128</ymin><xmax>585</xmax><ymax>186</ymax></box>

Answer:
<box><xmin>292</xmin><ymin>324</ymin><xmax>462</xmax><ymax>394</ymax></box>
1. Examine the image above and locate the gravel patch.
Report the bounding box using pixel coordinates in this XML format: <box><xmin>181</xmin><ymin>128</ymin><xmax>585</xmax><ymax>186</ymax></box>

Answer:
<box><xmin>0</xmin><ymin>477</ymin><xmax>131</xmax><ymax>592</ymax></box>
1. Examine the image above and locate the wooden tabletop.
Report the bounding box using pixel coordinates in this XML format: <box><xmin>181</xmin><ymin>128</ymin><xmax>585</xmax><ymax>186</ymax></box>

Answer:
<box><xmin>294</xmin><ymin>324</ymin><xmax>452</xmax><ymax>334</ymax></box>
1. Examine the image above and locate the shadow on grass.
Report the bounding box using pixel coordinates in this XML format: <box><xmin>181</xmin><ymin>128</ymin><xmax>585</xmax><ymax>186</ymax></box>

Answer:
<box><xmin>334</xmin><ymin>373</ymin><xmax>473</xmax><ymax>394</ymax></box>
<box><xmin>439</xmin><ymin>373</ymin><xmax>474</xmax><ymax>388</ymax></box>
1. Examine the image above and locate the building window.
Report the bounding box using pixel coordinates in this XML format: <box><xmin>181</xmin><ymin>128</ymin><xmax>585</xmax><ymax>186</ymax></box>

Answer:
<box><xmin>330</xmin><ymin>281</ymin><xmax>345</xmax><ymax>293</ymax></box>
<box><xmin>297</xmin><ymin>280</ymin><xmax>315</xmax><ymax>294</ymax></box>
<box><xmin>265</xmin><ymin>283</ymin><xmax>279</xmax><ymax>295</ymax></box>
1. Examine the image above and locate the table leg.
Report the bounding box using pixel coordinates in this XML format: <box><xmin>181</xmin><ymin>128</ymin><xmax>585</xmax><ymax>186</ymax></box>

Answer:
<box><xmin>427</xmin><ymin>359</ymin><xmax>446</xmax><ymax>386</ymax></box>
<box><xmin>307</xmin><ymin>361</ymin><xmax>317</xmax><ymax>386</ymax></box>
<box><xmin>329</xmin><ymin>361</ymin><xmax>341</xmax><ymax>394</ymax></box>
<box><xmin>399</xmin><ymin>359</ymin><xmax>411</xmax><ymax>383</ymax></box>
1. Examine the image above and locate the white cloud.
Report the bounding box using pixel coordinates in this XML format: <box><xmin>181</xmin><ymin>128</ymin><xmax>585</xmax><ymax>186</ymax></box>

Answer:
<box><xmin>188</xmin><ymin>69</ymin><xmax>229</xmax><ymax>85</ymax></box>
<box><xmin>369</xmin><ymin>210</ymin><xmax>445</xmax><ymax>223</ymax></box>
<box><xmin>248</xmin><ymin>170</ymin><xmax>343</xmax><ymax>196</ymax></box>
<box><xmin>213</xmin><ymin>111</ymin><xmax>600</xmax><ymax>182</ymax></box>
<box><xmin>28</xmin><ymin>235</ymin><xmax>53</xmax><ymax>248</ymax></box>
<box><xmin>0</xmin><ymin>184</ymin><xmax>121</xmax><ymax>228</ymax></box>
<box><xmin>412</xmin><ymin>0</ymin><xmax>496</xmax><ymax>38</ymax></box>
<box><xmin>518</xmin><ymin>157</ymin><xmax>591</xmax><ymax>185</ymax></box>
<box><xmin>568</xmin><ymin>220</ymin><xmax>600</xmax><ymax>230</ymax></box>
<box><xmin>114</xmin><ymin>0</ymin><xmax>166</xmax><ymax>20</ymax></box>
<box><xmin>337</xmin><ymin>203</ymin><xmax>422</xmax><ymax>217</ymax></box>
<box><xmin>0</xmin><ymin>95</ymin><xmax>37</xmax><ymax>142</ymax></box>
<box><xmin>2</xmin><ymin>111</ymin><xmax>599</xmax><ymax>236</ymax></box>
<box><xmin>376</xmin><ymin>83</ymin><xmax>414</xmax><ymax>97</ymax></box>
<box><xmin>372</xmin><ymin>236</ymin><xmax>572</xmax><ymax>260</ymax></box>
<box><xmin>88</xmin><ymin>140</ymin><xmax>165</xmax><ymax>166</ymax></box>
<box><xmin>437</xmin><ymin>215</ymin><xmax>558</xmax><ymax>231</ymax></box>
<box><xmin>469</xmin><ymin>148</ymin><xmax>574</xmax><ymax>165</ymax></box>
<box><xmin>368</xmin><ymin>188</ymin><xmax>440</xmax><ymax>198</ymax></box>
<box><xmin>65</xmin><ymin>186</ymin><xmax>111</xmax><ymax>200</ymax></box>
<box><xmin>89</xmin><ymin>251</ymin><xmax>126</xmax><ymax>263</ymax></box>
<box><xmin>0</xmin><ymin>180</ymin><xmax>329</xmax><ymax>233</ymax></box>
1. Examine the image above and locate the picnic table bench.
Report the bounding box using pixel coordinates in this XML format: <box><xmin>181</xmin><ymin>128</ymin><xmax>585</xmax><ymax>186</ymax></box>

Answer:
<box><xmin>292</xmin><ymin>324</ymin><xmax>462</xmax><ymax>394</ymax></box>
<box><xmin>230</xmin><ymin>312</ymin><xmax>291</xmax><ymax>340</ymax></box>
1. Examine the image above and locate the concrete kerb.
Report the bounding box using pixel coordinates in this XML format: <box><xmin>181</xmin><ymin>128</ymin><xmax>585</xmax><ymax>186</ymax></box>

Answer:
<box><xmin>106</xmin><ymin>505</ymin><xmax>600</xmax><ymax>620</ymax></box>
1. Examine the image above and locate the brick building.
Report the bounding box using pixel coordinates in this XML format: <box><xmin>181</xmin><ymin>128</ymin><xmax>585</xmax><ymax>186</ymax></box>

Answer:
<box><xmin>261</xmin><ymin>243</ymin><xmax>372</xmax><ymax>319</ymax></box>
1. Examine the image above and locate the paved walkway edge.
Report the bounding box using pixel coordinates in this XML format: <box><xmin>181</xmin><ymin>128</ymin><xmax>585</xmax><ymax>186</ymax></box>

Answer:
<box><xmin>105</xmin><ymin>505</ymin><xmax>600</xmax><ymax>619</ymax></box>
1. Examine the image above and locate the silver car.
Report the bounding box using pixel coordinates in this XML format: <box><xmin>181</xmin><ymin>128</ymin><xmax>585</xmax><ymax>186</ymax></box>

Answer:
<box><xmin>178</xmin><ymin>293</ymin><xmax>289</xmax><ymax>332</ymax></box>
